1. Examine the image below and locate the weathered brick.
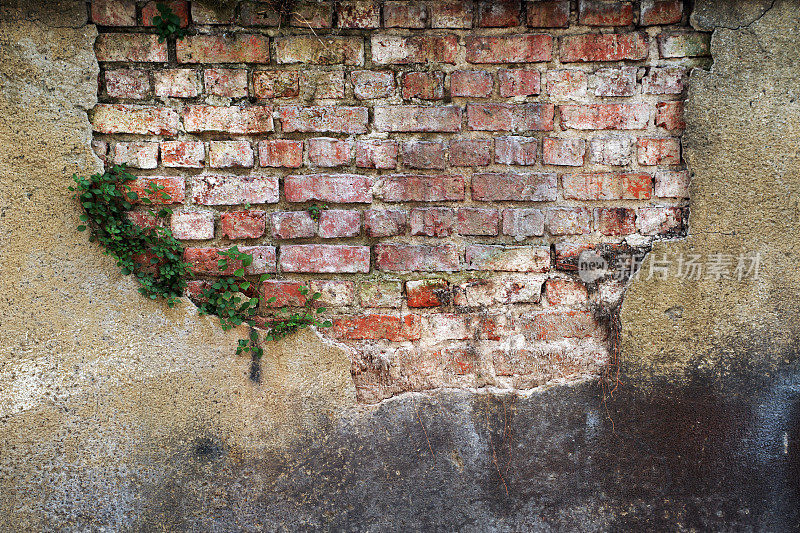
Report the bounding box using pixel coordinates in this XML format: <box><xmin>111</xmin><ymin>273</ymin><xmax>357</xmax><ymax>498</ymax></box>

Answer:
<box><xmin>371</xmin><ymin>35</ymin><xmax>458</xmax><ymax>64</ymax></box>
<box><xmin>301</xmin><ymin>70</ymin><xmax>346</xmax><ymax>99</ymax></box>
<box><xmin>449</xmin><ymin>139</ymin><xmax>492</xmax><ymax>166</ymax></box>
<box><xmin>450</xmin><ymin>70</ymin><xmax>494</xmax><ymax>98</ymax></box>
<box><xmin>237</xmin><ymin>1</ymin><xmax>281</xmax><ymax>26</ymax></box>
<box><xmin>554</xmin><ymin>242</ymin><xmax>596</xmax><ymax>271</ymax></box>
<box><xmin>402</xmin><ymin>141</ymin><xmax>447</xmax><ymax>169</ymax></box>
<box><xmin>184</xmin><ymin>246</ymin><xmax>275</xmax><ymax>275</ymax></box>
<box><xmin>516</xmin><ymin>310</ymin><xmax>605</xmax><ymax>341</ymax></box>
<box><xmin>275</xmin><ymin>36</ymin><xmax>364</xmax><ymax>66</ymax></box>
<box><xmin>406</xmin><ymin>279</ymin><xmax>450</xmax><ymax>308</ymax></box>
<box><xmin>113</xmin><ymin>141</ymin><xmax>158</xmax><ymax>169</ymax></box>
<box><xmin>285</xmin><ymin>174</ymin><xmax>373</xmax><ymax>203</ymax></box>
<box><xmin>637</xmin><ymin>137</ymin><xmax>681</xmax><ymax>165</ymax></box>
<box><xmin>655</xmin><ymin>101</ymin><xmax>685</xmax><ymax>130</ymax></box>
<box><xmin>657</xmin><ymin>31</ymin><xmax>711</xmax><ymax>58</ymax></box>
<box><xmin>258</xmin><ymin>140</ymin><xmax>303</xmax><ymax>168</ymax></box>
<box><xmin>375</xmin><ymin>243</ymin><xmax>460</xmax><ymax>272</ymax></box>
<box><xmin>596</xmin><ymin>207</ymin><xmax>636</xmax><ymax>236</ymax></box>
<box><xmin>472</xmin><ymin>172</ymin><xmax>557</xmax><ymax>201</ymax></box>
<box><xmin>545</xmin><ymin>278</ymin><xmax>588</xmax><ymax>307</ymax></box>
<box><xmin>191</xmin><ymin>2</ymin><xmax>235</xmax><ymax>24</ymax></box>
<box><xmin>209</xmin><ymin>140</ymin><xmax>254</xmax><ymax>168</ymax></box>
<box><xmin>375</xmin><ymin>106</ymin><xmax>462</xmax><ymax>132</ymax></box>
<box><xmin>654</xmin><ymin>169</ymin><xmax>690</xmax><ymax>198</ymax></box>
<box><xmin>495</xmin><ymin>136</ymin><xmax>538</xmax><ymax>165</ymax></box>
<box><xmin>465</xmin><ymin>34</ymin><xmax>553</xmax><ymax>63</ymax></box>
<box><xmin>204</xmin><ymin>69</ymin><xmax>248</xmax><ymax>98</ymax></box>
<box><xmin>338</xmin><ymin>1</ymin><xmax>380</xmax><ymax>28</ymax></box>
<box><xmin>592</xmin><ymin>66</ymin><xmax>637</xmax><ymax>97</ymax></box>
<box><xmin>192</xmin><ymin>175</ymin><xmax>279</xmax><ymax>205</ymax></box>
<box><xmin>588</xmin><ymin>136</ymin><xmax>632</xmax><ymax>166</ymax></box>
<box><xmin>128</xmin><ymin>177</ymin><xmax>185</xmax><ymax>205</ymax></box>
<box><xmin>545</xmin><ymin>208</ymin><xmax>592</xmax><ymax>235</ymax></box>
<box><xmin>360</xmin><ymin>281</ymin><xmax>403</xmax><ymax>308</ymax></box>
<box><xmin>543</xmin><ymin>137</ymin><xmax>586</xmax><ymax>166</ymax></box>
<box><xmin>355</xmin><ymin>140</ymin><xmax>398</xmax><ymax>169</ymax></box>
<box><xmin>105</xmin><ymin>69</ymin><xmax>150</xmax><ymax>99</ymax></box>
<box><xmin>177</xmin><ymin>35</ymin><xmax>270</xmax><ymax>63</ymax></box>
<box><xmin>402</xmin><ymin>72</ymin><xmax>445</xmax><ymax>100</ymax></box>
<box><xmin>410</xmin><ymin>207</ymin><xmax>456</xmax><ymax>236</ymax></box>
<box><xmin>171</xmin><ymin>212</ymin><xmax>214</xmax><ymax>240</ymax></box>
<box><xmin>278</xmin><ymin>106</ymin><xmax>368</xmax><ymax>133</ymax></box>
<box><xmin>143</xmin><ymin>1</ymin><xmax>190</xmax><ymax>27</ymax></box>
<box><xmin>578</xmin><ymin>0</ymin><xmax>634</xmax><ymax>26</ymax></box>
<box><xmin>560</xmin><ymin>104</ymin><xmax>650</xmax><ymax>130</ymax></box>
<box><xmin>351</xmin><ymin>70</ymin><xmax>395</xmax><ymax>99</ymax></box>
<box><xmin>92</xmin><ymin>0</ymin><xmax>136</xmax><ymax>26</ymax></box>
<box><xmin>643</xmin><ymin>67</ymin><xmax>686</xmax><ymax>94</ymax></box>
<box><xmin>560</xmin><ymin>33</ymin><xmax>648</xmax><ymax>62</ymax></box>
<box><xmin>637</xmin><ymin>206</ymin><xmax>684</xmax><ymax>235</ymax></box>
<box><xmin>502</xmin><ymin>209</ymin><xmax>545</xmax><ymax>239</ymax></box>
<box><xmin>153</xmin><ymin>69</ymin><xmax>199</xmax><ymax>98</ymax></box>
<box><xmin>271</xmin><ymin>211</ymin><xmax>316</xmax><ymax>239</ymax></box>
<box><xmin>467</xmin><ymin>103</ymin><xmax>554</xmax><ymax>131</ymax></box>
<box><xmin>290</xmin><ymin>1</ymin><xmax>334</xmax><ymax>27</ymax></box>
<box><xmin>220</xmin><ymin>210</ymin><xmax>266</xmax><ymax>239</ymax></box>
<box><xmin>466</xmin><ymin>244</ymin><xmax>550</xmax><ymax>272</ymax></box>
<box><xmin>280</xmin><ymin>245</ymin><xmax>371</xmax><ymax>273</ymax></box>
<box><xmin>384</xmin><ymin>1</ymin><xmax>427</xmax><ymax>28</ymax></box>
<box><xmin>92</xmin><ymin>104</ymin><xmax>179</xmax><ymax>135</ymax></box>
<box><xmin>260</xmin><ymin>281</ymin><xmax>308</xmax><ymax>308</ymax></box>
<box><xmin>526</xmin><ymin>0</ymin><xmax>569</xmax><ymax>27</ymax></box>
<box><xmin>477</xmin><ymin>0</ymin><xmax>521</xmax><ymax>27</ymax></box>
<box><xmin>318</xmin><ymin>210</ymin><xmax>361</xmax><ymax>238</ymax></box>
<box><xmin>253</xmin><ymin>71</ymin><xmax>299</xmax><ymax>99</ymax></box>
<box><xmin>457</xmin><ymin>208</ymin><xmax>500</xmax><ymax>236</ymax></box>
<box><xmin>365</xmin><ymin>209</ymin><xmax>407</xmax><ymax>237</ymax></box>
<box><xmin>546</xmin><ymin>69</ymin><xmax>588</xmax><ymax>100</ymax></box>
<box><xmin>562</xmin><ymin>172</ymin><xmax>652</xmax><ymax>200</ymax></box>
<box><xmin>332</xmin><ymin>314</ymin><xmax>421</xmax><ymax>341</ymax></box>
<box><xmin>640</xmin><ymin>0</ymin><xmax>683</xmax><ymax>25</ymax></box>
<box><xmin>430</xmin><ymin>0</ymin><xmax>474</xmax><ymax>28</ymax></box>
<box><xmin>455</xmin><ymin>276</ymin><xmax>543</xmax><ymax>306</ymax></box>
<box><xmin>95</xmin><ymin>33</ymin><xmax>167</xmax><ymax>62</ymax></box>
<box><xmin>183</xmin><ymin>105</ymin><xmax>273</xmax><ymax>134</ymax></box>
<box><xmin>161</xmin><ymin>140</ymin><xmax>204</xmax><ymax>168</ymax></box>
<box><xmin>307</xmin><ymin>138</ymin><xmax>353</xmax><ymax>168</ymax></box>
<box><xmin>498</xmin><ymin>69</ymin><xmax>541</xmax><ymax>97</ymax></box>
<box><xmin>310</xmin><ymin>280</ymin><xmax>357</xmax><ymax>307</ymax></box>
<box><xmin>379</xmin><ymin>175</ymin><xmax>465</xmax><ymax>202</ymax></box>
<box><xmin>92</xmin><ymin>140</ymin><xmax>109</xmax><ymax>164</ymax></box>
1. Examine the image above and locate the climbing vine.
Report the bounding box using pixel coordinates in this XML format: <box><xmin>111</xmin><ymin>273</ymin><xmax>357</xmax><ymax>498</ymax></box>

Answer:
<box><xmin>152</xmin><ymin>2</ymin><xmax>186</xmax><ymax>42</ymax></box>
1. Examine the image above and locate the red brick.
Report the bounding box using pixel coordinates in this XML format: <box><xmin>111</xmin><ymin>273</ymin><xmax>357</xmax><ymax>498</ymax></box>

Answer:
<box><xmin>142</xmin><ymin>1</ymin><xmax>189</xmax><ymax>26</ymax></box>
<box><xmin>184</xmin><ymin>246</ymin><xmax>275</xmax><ymax>275</ymax></box>
<box><xmin>592</xmin><ymin>66</ymin><xmax>637</xmax><ymax>96</ymax></box>
<box><xmin>472</xmin><ymin>172</ymin><xmax>556</xmax><ymax>201</ymax></box>
<box><xmin>302</xmin><ymin>71</ymin><xmax>346</xmax><ymax>99</ymax></box>
<box><xmin>355</xmin><ymin>141</ymin><xmax>398</xmax><ymax>169</ymax></box>
<box><xmin>209</xmin><ymin>140</ymin><xmax>254</xmax><ymax>168</ymax></box>
<box><xmin>656</xmin><ymin>101</ymin><xmax>685</xmax><ymax>130</ymax></box>
<box><xmin>560</xmin><ymin>33</ymin><xmax>648</xmax><ymax>62</ymax></box>
<box><xmin>310</xmin><ymin>280</ymin><xmax>357</xmax><ymax>307</ymax></box>
<box><xmin>643</xmin><ymin>67</ymin><xmax>686</xmax><ymax>95</ymax></box>
<box><xmin>384</xmin><ymin>1</ymin><xmax>427</xmax><ymax>28</ymax></box>
<box><xmin>176</xmin><ymin>35</ymin><xmax>270</xmax><ymax>64</ymax></box>
<box><xmin>465</xmin><ymin>34</ymin><xmax>553</xmax><ymax>63</ymax></box>
<box><xmin>92</xmin><ymin>0</ymin><xmax>135</xmax><ymax>26</ymax></box>
<box><xmin>465</xmin><ymin>244</ymin><xmax>550</xmax><ymax>272</ymax></box>
<box><xmin>95</xmin><ymin>33</ymin><xmax>167</xmax><ymax>62</ymax></box>
<box><xmin>351</xmin><ymin>70</ymin><xmax>395</xmax><ymax>99</ymax></box>
<box><xmin>430</xmin><ymin>0</ymin><xmax>474</xmax><ymax>28</ymax></box>
<box><xmin>318</xmin><ymin>210</ymin><xmax>361</xmax><ymax>238</ymax></box>
<box><xmin>560</xmin><ymin>104</ymin><xmax>650</xmax><ymax>130</ymax></box>
<box><xmin>285</xmin><ymin>174</ymin><xmax>373</xmax><ymax>203</ymax></box>
<box><xmin>402</xmin><ymin>72</ymin><xmax>445</xmax><ymax>100</ymax></box>
<box><xmin>545</xmin><ymin>279</ymin><xmax>588</xmax><ymax>307</ymax></box>
<box><xmin>410</xmin><ymin>208</ymin><xmax>456</xmax><ymax>237</ymax></box>
<box><xmin>275</xmin><ymin>36</ymin><xmax>364</xmax><ymax>65</ymax></box>
<box><xmin>290</xmin><ymin>2</ymin><xmax>334</xmax><ymax>27</ymax></box>
<box><xmin>596</xmin><ymin>207</ymin><xmax>636</xmax><ymax>236</ymax></box>
<box><xmin>332</xmin><ymin>314</ymin><xmax>421</xmax><ymax>341</ymax></box>
<box><xmin>171</xmin><ymin>212</ymin><xmax>214</xmax><ymax>240</ymax></box>
<box><xmin>657</xmin><ymin>31</ymin><xmax>711</xmax><ymax>58</ymax></box>
<box><xmin>183</xmin><ymin>105</ymin><xmax>273</xmax><ymax>134</ymax></box>
<box><xmin>379</xmin><ymin>175</ymin><xmax>465</xmax><ymax>202</ymax></box>
<box><xmin>578</xmin><ymin>0</ymin><xmax>633</xmax><ymax>25</ymax></box>
<box><xmin>371</xmin><ymin>34</ymin><xmax>458</xmax><ymax>64</ymax></box>
<box><xmin>545</xmin><ymin>208</ymin><xmax>592</xmax><ymax>235</ymax></box>
<box><xmin>640</xmin><ymin>0</ymin><xmax>683</xmax><ymax>25</ymax></box>
<box><xmin>338</xmin><ymin>1</ymin><xmax>380</xmax><ymax>28</ymax></box>
<box><xmin>637</xmin><ymin>206</ymin><xmax>684</xmax><ymax>235</ymax></box>
<box><xmin>105</xmin><ymin>69</ymin><xmax>150</xmax><ymax>99</ymax></box>
<box><xmin>237</xmin><ymin>1</ymin><xmax>281</xmax><ymax>26</ymax></box>
<box><xmin>271</xmin><ymin>211</ymin><xmax>316</xmax><ymax>239</ymax></box>
<box><xmin>455</xmin><ymin>276</ymin><xmax>543</xmax><ymax>306</ymax></box>
<box><xmin>502</xmin><ymin>209</ymin><xmax>545</xmax><ymax>239</ymax></box>
<box><xmin>406</xmin><ymin>279</ymin><xmax>449</xmax><ymax>308</ymax></box>
<box><xmin>253</xmin><ymin>71</ymin><xmax>299</xmax><ymax>99</ymax></box>
<box><xmin>260</xmin><ymin>281</ymin><xmax>308</xmax><ymax>308</ymax></box>
<box><xmin>543</xmin><ymin>138</ymin><xmax>586</xmax><ymax>166</ymax></box>
<box><xmin>365</xmin><ymin>209</ymin><xmax>407</xmax><ymax>237</ymax></box>
<box><xmin>92</xmin><ymin>104</ymin><xmax>179</xmax><ymax>135</ymax></box>
<box><xmin>477</xmin><ymin>0</ymin><xmax>521</xmax><ymax>27</ymax></box>
<box><xmin>654</xmin><ymin>169</ymin><xmax>690</xmax><ymax>198</ymax></box>
<box><xmin>498</xmin><ymin>69</ymin><xmax>541</xmax><ymax>97</ymax></box>
<box><xmin>589</xmin><ymin>137</ymin><xmax>632</xmax><ymax>166</ymax></box>
<box><xmin>161</xmin><ymin>141</ymin><xmax>204</xmax><ymax>168</ymax></box>
<box><xmin>546</xmin><ymin>70</ymin><xmax>588</xmax><ymax>100</ymax></box>
<box><xmin>637</xmin><ymin>137</ymin><xmax>681</xmax><ymax>165</ymax></box>
<box><xmin>278</xmin><ymin>106</ymin><xmax>368</xmax><ymax>134</ymax></box>
<box><xmin>191</xmin><ymin>2</ymin><xmax>234</xmax><ymax>24</ymax></box>
<box><xmin>495</xmin><ymin>136</ymin><xmax>538</xmax><ymax>165</ymax></box>
<box><xmin>374</xmin><ymin>106</ymin><xmax>462</xmax><ymax>132</ymax></box>
<box><xmin>153</xmin><ymin>69</ymin><xmax>199</xmax><ymax>98</ymax></box>
<box><xmin>204</xmin><ymin>69</ymin><xmax>248</xmax><ymax>98</ymax></box>
<box><xmin>280</xmin><ymin>245</ymin><xmax>371</xmax><ymax>273</ymax></box>
<box><xmin>360</xmin><ymin>281</ymin><xmax>403</xmax><ymax>308</ymax></box>
<box><xmin>128</xmin><ymin>176</ymin><xmax>185</xmax><ymax>205</ymax></box>
<box><xmin>451</xmin><ymin>70</ymin><xmax>494</xmax><ymax>98</ymax></box>
<box><xmin>526</xmin><ymin>0</ymin><xmax>569</xmax><ymax>27</ymax></box>
<box><xmin>562</xmin><ymin>172</ymin><xmax>652</xmax><ymax>200</ymax></box>
<box><xmin>554</xmin><ymin>242</ymin><xmax>596</xmax><ymax>271</ymax></box>
<box><xmin>457</xmin><ymin>208</ymin><xmax>500</xmax><ymax>236</ymax></box>
<box><xmin>449</xmin><ymin>139</ymin><xmax>492</xmax><ymax>166</ymax></box>
<box><xmin>258</xmin><ymin>140</ymin><xmax>303</xmax><ymax>168</ymax></box>
<box><xmin>220</xmin><ymin>211</ymin><xmax>266</xmax><ymax>239</ymax></box>
<box><xmin>307</xmin><ymin>138</ymin><xmax>353</xmax><ymax>168</ymax></box>
<box><xmin>375</xmin><ymin>243</ymin><xmax>459</xmax><ymax>272</ymax></box>
<box><xmin>402</xmin><ymin>141</ymin><xmax>446</xmax><ymax>169</ymax></box>
<box><xmin>192</xmin><ymin>176</ymin><xmax>279</xmax><ymax>205</ymax></box>
<box><xmin>113</xmin><ymin>141</ymin><xmax>158</xmax><ymax>169</ymax></box>
<box><xmin>467</xmin><ymin>103</ymin><xmax>554</xmax><ymax>131</ymax></box>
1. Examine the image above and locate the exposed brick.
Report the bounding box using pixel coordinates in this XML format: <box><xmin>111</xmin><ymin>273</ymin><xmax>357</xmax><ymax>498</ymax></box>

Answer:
<box><xmin>302</xmin><ymin>70</ymin><xmax>346</xmax><ymax>99</ymax></box>
<box><xmin>410</xmin><ymin>207</ymin><xmax>456</xmax><ymax>236</ymax></box>
<box><xmin>554</xmin><ymin>242</ymin><xmax>596</xmax><ymax>271</ymax></box>
<box><xmin>161</xmin><ymin>140</ymin><xmax>204</xmax><ymax>168</ymax></box>
<box><xmin>153</xmin><ymin>69</ymin><xmax>199</xmax><ymax>98</ymax></box>
<box><xmin>560</xmin><ymin>33</ymin><xmax>648</xmax><ymax>62</ymax></box>
<box><xmin>280</xmin><ymin>245</ymin><xmax>371</xmax><ymax>273</ymax></box>
<box><xmin>517</xmin><ymin>310</ymin><xmax>605</xmax><ymax>341</ymax></box>
<box><xmin>502</xmin><ymin>208</ymin><xmax>545</xmax><ymax>239</ymax></box>
<box><xmin>545</xmin><ymin>208</ymin><xmax>592</xmax><ymax>235</ymax></box>
<box><xmin>142</xmin><ymin>1</ymin><xmax>189</xmax><ymax>27</ymax></box>
<box><xmin>466</xmin><ymin>244</ymin><xmax>550</xmax><ymax>272</ymax></box>
<box><xmin>657</xmin><ymin>31</ymin><xmax>711</xmax><ymax>58</ymax></box>
<box><xmin>192</xmin><ymin>175</ymin><xmax>279</xmax><ymax>205</ymax></box>
<box><xmin>526</xmin><ymin>0</ymin><xmax>569</xmax><ymax>27</ymax></box>
<box><xmin>375</xmin><ymin>106</ymin><xmax>462</xmax><ymax>132</ymax></box>
<box><xmin>449</xmin><ymin>139</ymin><xmax>492</xmax><ymax>166</ymax></box>
<box><xmin>271</xmin><ymin>211</ymin><xmax>316</xmax><ymax>239</ymax></box>
<box><xmin>640</xmin><ymin>0</ymin><xmax>683</xmax><ymax>25</ymax></box>
<box><xmin>171</xmin><ymin>212</ymin><xmax>214</xmax><ymax>240</ymax></box>
<box><xmin>402</xmin><ymin>141</ymin><xmax>447</xmax><ymax>169</ymax></box>
<box><xmin>290</xmin><ymin>1</ymin><xmax>334</xmax><ymax>27</ymax></box>
<box><xmin>543</xmin><ymin>137</ymin><xmax>586</xmax><ymax>166</ymax></box>
<box><xmin>375</xmin><ymin>243</ymin><xmax>460</xmax><ymax>272</ymax></box>
<box><xmin>654</xmin><ymin>169</ymin><xmax>690</xmax><ymax>198</ymax></box>
<box><xmin>318</xmin><ymin>210</ymin><xmax>361</xmax><ymax>238</ymax></box>
<box><xmin>355</xmin><ymin>141</ymin><xmax>398</xmax><ymax>169</ymax></box>
<box><xmin>545</xmin><ymin>278</ymin><xmax>588</xmax><ymax>307</ymax></box>
<box><xmin>183</xmin><ymin>105</ymin><xmax>273</xmax><ymax>134</ymax></box>
<box><xmin>184</xmin><ymin>246</ymin><xmax>275</xmax><ymax>275</ymax></box>
<box><xmin>588</xmin><ymin>136</ymin><xmax>632</xmax><ymax>166</ymax></box>
<box><xmin>209</xmin><ymin>140</ymin><xmax>254</xmax><ymax>168</ymax></box>
<box><xmin>204</xmin><ymin>69</ymin><xmax>248</xmax><ymax>98</ymax></box>
<box><xmin>637</xmin><ymin>137</ymin><xmax>681</xmax><ymax>165</ymax></box>
<box><xmin>351</xmin><ymin>70</ymin><xmax>395</xmax><ymax>99</ymax></box>
<box><xmin>220</xmin><ymin>210</ymin><xmax>266</xmax><ymax>239</ymax></box>
<box><xmin>275</xmin><ymin>36</ymin><xmax>364</xmax><ymax>66</ymax></box>
<box><xmin>477</xmin><ymin>0</ymin><xmax>521</xmax><ymax>27</ymax></box>
<box><xmin>560</xmin><ymin>104</ymin><xmax>650</xmax><ymax>130</ymax></box>
<box><xmin>592</xmin><ymin>66</ymin><xmax>637</xmax><ymax>97</ymax></box>
<box><xmin>384</xmin><ymin>1</ymin><xmax>427</xmax><ymax>28</ymax></box>
<box><xmin>457</xmin><ymin>208</ymin><xmax>500</xmax><ymax>236</ymax></box>
<box><xmin>105</xmin><ymin>69</ymin><xmax>150</xmax><ymax>99</ymax></box>
<box><xmin>562</xmin><ymin>172</ymin><xmax>652</xmax><ymax>200</ymax></box>
<box><xmin>95</xmin><ymin>33</ymin><xmax>167</xmax><ymax>62</ymax></box>
<box><xmin>578</xmin><ymin>0</ymin><xmax>634</xmax><ymax>26</ymax></box>
<box><xmin>472</xmin><ymin>172</ymin><xmax>557</xmax><ymax>201</ymax></box>
<box><xmin>92</xmin><ymin>104</ymin><xmax>179</xmax><ymax>135</ymax></box>
<box><xmin>656</xmin><ymin>101</ymin><xmax>685</xmax><ymax>130</ymax></box>
<box><xmin>113</xmin><ymin>141</ymin><xmax>158</xmax><ymax>169</ymax></box>
<box><xmin>430</xmin><ymin>0</ymin><xmax>474</xmax><ymax>28</ymax></box>
<box><xmin>284</xmin><ymin>174</ymin><xmax>373</xmax><ymax>203</ymax></box>
<box><xmin>92</xmin><ymin>140</ymin><xmax>108</xmax><ymax>164</ymax></box>
<box><xmin>371</xmin><ymin>34</ymin><xmax>458</xmax><ymax>64</ymax></box>
<box><xmin>332</xmin><ymin>314</ymin><xmax>421</xmax><ymax>341</ymax></box>
<box><xmin>596</xmin><ymin>207</ymin><xmax>636</xmax><ymax>236</ymax></box>
<box><xmin>402</xmin><ymin>72</ymin><xmax>445</xmax><ymax>100</ymax></box>
<box><xmin>637</xmin><ymin>206</ymin><xmax>684</xmax><ymax>235</ymax></box>
<box><xmin>176</xmin><ymin>35</ymin><xmax>270</xmax><ymax>63</ymax></box>
<box><xmin>258</xmin><ymin>140</ymin><xmax>303</xmax><ymax>168</ymax></box>
<box><xmin>455</xmin><ymin>276</ymin><xmax>543</xmax><ymax>306</ymax></box>
<box><xmin>253</xmin><ymin>71</ymin><xmax>300</xmax><ymax>99</ymax></box>
<box><xmin>260</xmin><ymin>281</ymin><xmax>308</xmax><ymax>308</ymax></box>
<box><xmin>338</xmin><ymin>1</ymin><xmax>380</xmax><ymax>28</ymax></box>
<box><xmin>495</xmin><ymin>136</ymin><xmax>538</xmax><ymax>165</ymax></box>
<box><xmin>92</xmin><ymin>0</ymin><xmax>136</xmax><ymax>26</ymax></box>
<box><xmin>278</xmin><ymin>106</ymin><xmax>368</xmax><ymax>133</ymax></box>
<box><xmin>191</xmin><ymin>2</ymin><xmax>235</xmax><ymax>24</ymax></box>
<box><xmin>469</xmin><ymin>103</ymin><xmax>554</xmax><ymax>132</ymax></box>
<box><xmin>365</xmin><ymin>209</ymin><xmax>407</xmax><ymax>237</ymax></box>
<box><xmin>407</xmin><ymin>279</ymin><xmax>450</xmax><ymax>308</ymax></box>
<box><xmin>307</xmin><ymin>138</ymin><xmax>353</xmax><ymax>168</ymax></box>
<box><xmin>361</xmin><ymin>281</ymin><xmax>403</xmax><ymax>308</ymax></box>
<box><xmin>546</xmin><ymin>69</ymin><xmax>588</xmax><ymax>100</ymax></box>
<box><xmin>310</xmin><ymin>280</ymin><xmax>357</xmax><ymax>307</ymax></box>
<box><xmin>498</xmin><ymin>69</ymin><xmax>541</xmax><ymax>97</ymax></box>
<box><xmin>465</xmin><ymin>34</ymin><xmax>553</xmax><ymax>63</ymax></box>
<box><xmin>643</xmin><ymin>67</ymin><xmax>686</xmax><ymax>94</ymax></box>
<box><xmin>237</xmin><ymin>1</ymin><xmax>281</xmax><ymax>26</ymax></box>
<box><xmin>128</xmin><ymin>177</ymin><xmax>185</xmax><ymax>205</ymax></box>
<box><xmin>450</xmin><ymin>70</ymin><xmax>494</xmax><ymax>97</ymax></box>
<box><xmin>379</xmin><ymin>175</ymin><xmax>465</xmax><ymax>202</ymax></box>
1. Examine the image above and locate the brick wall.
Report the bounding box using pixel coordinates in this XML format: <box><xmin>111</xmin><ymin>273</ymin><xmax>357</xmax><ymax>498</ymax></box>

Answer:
<box><xmin>89</xmin><ymin>0</ymin><xmax>707</xmax><ymax>403</ymax></box>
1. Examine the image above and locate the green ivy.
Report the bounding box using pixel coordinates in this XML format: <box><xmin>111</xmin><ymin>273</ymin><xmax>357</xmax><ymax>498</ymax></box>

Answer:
<box><xmin>263</xmin><ymin>286</ymin><xmax>332</xmax><ymax>342</ymax></box>
<box><xmin>153</xmin><ymin>2</ymin><xmax>186</xmax><ymax>43</ymax></box>
<box><xmin>307</xmin><ymin>203</ymin><xmax>327</xmax><ymax>221</ymax></box>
